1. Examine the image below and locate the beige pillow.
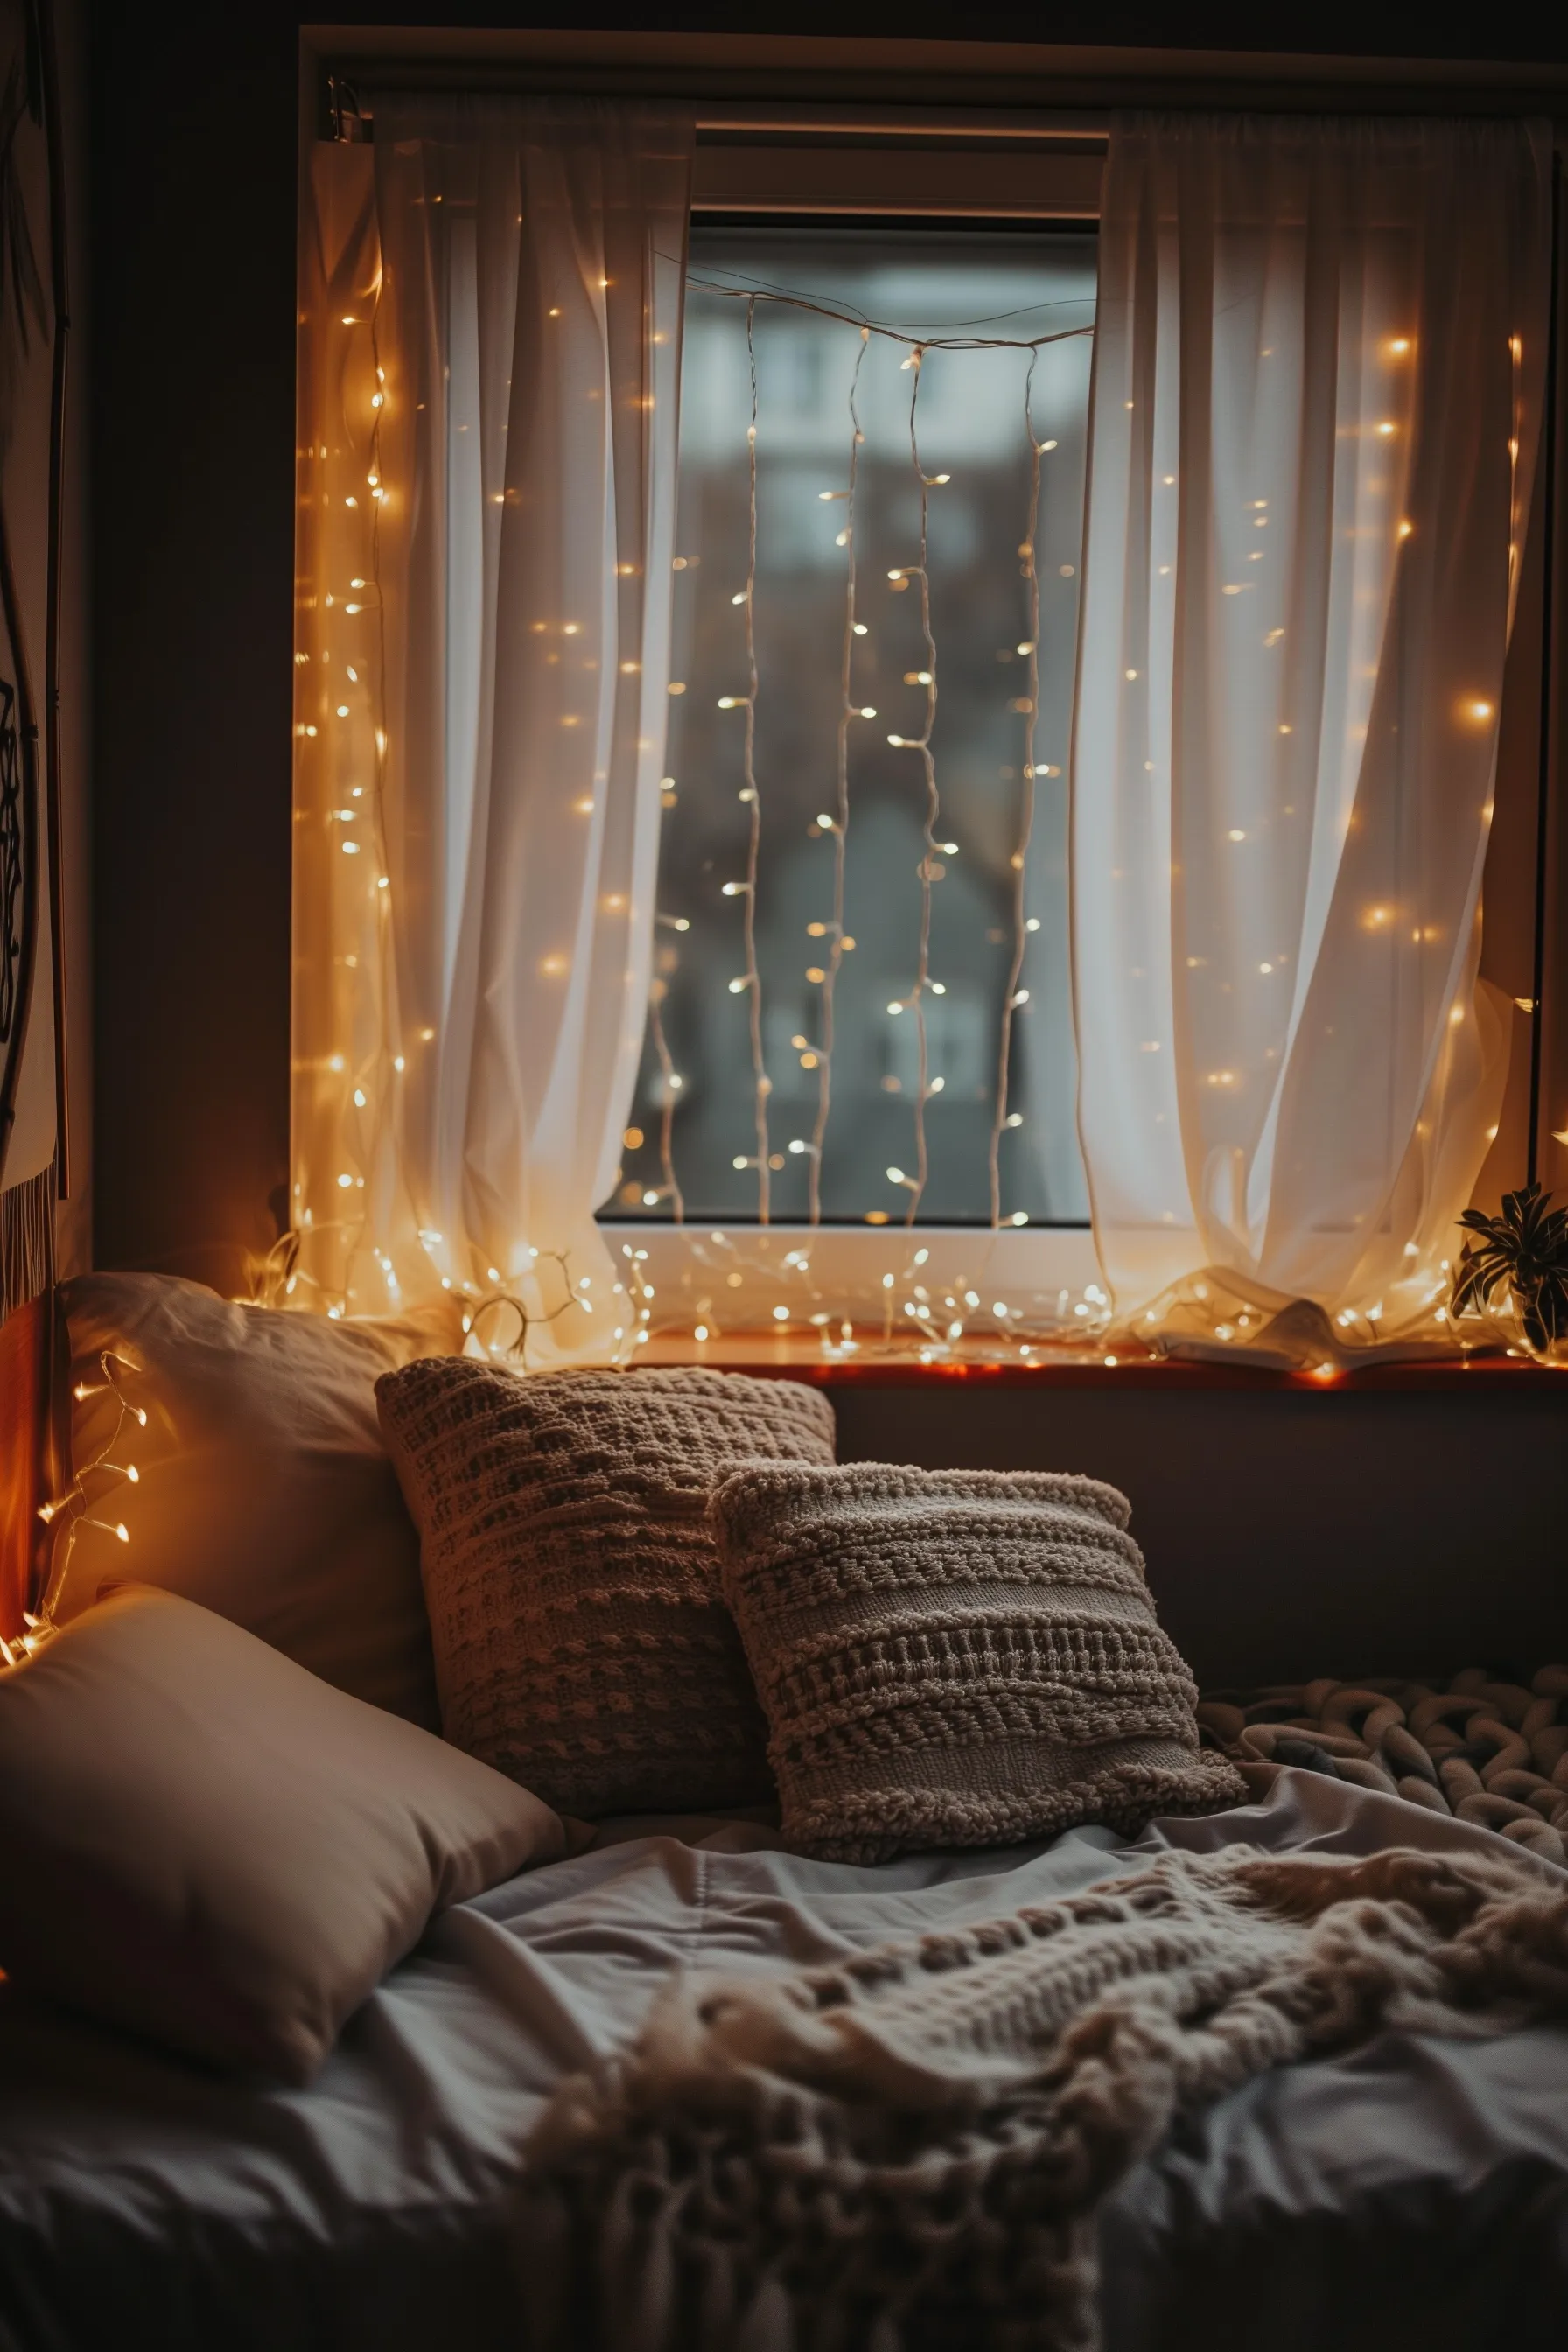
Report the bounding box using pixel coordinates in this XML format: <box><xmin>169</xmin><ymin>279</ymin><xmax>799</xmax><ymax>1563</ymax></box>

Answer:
<box><xmin>54</xmin><ymin>1273</ymin><xmax>464</xmax><ymax>1726</ymax></box>
<box><xmin>0</xmin><ymin>1586</ymin><xmax>566</xmax><ymax>2082</ymax></box>
<box><xmin>713</xmin><ymin>1462</ymin><xmax>1246</xmax><ymax>1863</ymax></box>
<box><xmin>377</xmin><ymin>1361</ymin><xmax>836</xmax><ymax>1816</ymax></box>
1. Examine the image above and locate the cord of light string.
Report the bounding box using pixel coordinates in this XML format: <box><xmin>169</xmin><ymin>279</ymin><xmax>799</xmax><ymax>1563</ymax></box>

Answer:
<box><xmin>736</xmin><ymin>298</ymin><xmax>771</xmax><ymax>1223</ymax></box>
<box><xmin>681</xmin><ymin>281</ymin><xmax>1095</xmax><ymax>1231</ymax></box>
<box><xmin>647</xmin><ymin>978</ymin><xmax>686</xmax><ymax>1224</ymax></box>
<box><xmin>805</xmin><ymin>325</ymin><xmax>869</xmax><ymax>1226</ymax></box>
<box><xmin>684</xmin><ymin>275</ymin><xmax>1095</xmax><ymax>357</ymax></box>
<box><xmin>888</xmin><ymin>345</ymin><xmax>942</xmax><ymax>1228</ymax></box>
<box><xmin>990</xmin><ymin>350</ymin><xmax>1043</xmax><ymax>1232</ymax></box>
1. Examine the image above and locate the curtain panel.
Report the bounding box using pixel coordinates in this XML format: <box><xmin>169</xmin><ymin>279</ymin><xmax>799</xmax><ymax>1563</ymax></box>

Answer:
<box><xmin>293</xmin><ymin>102</ymin><xmax>692</xmax><ymax>1361</ymax></box>
<box><xmin>1072</xmin><ymin>115</ymin><xmax>1550</xmax><ymax>1359</ymax></box>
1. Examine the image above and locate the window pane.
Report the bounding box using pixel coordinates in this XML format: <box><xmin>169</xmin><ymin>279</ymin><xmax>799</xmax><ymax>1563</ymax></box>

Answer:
<box><xmin>612</xmin><ymin>226</ymin><xmax>1096</xmax><ymax>1228</ymax></box>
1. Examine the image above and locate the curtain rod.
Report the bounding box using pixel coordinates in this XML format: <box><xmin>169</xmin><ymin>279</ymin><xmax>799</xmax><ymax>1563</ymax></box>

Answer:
<box><xmin>321</xmin><ymin>74</ymin><xmax>1567</xmax><ymax>147</ymax></box>
<box><xmin>322</xmin><ymin>79</ymin><xmax>1110</xmax><ymax>144</ymax></box>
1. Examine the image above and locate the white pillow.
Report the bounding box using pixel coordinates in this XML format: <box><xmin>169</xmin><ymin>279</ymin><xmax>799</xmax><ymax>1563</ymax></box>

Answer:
<box><xmin>53</xmin><ymin>1274</ymin><xmax>463</xmax><ymax>1725</ymax></box>
<box><xmin>0</xmin><ymin>1586</ymin><xmax>567</xmax><ymax>2081</ymax></box>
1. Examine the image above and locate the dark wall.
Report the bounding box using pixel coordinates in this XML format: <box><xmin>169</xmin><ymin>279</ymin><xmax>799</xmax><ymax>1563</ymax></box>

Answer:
<box><xmin>91</xmin><ymin>10</ymin><xmax>301</xmax><ymax>1285</ymax></box>
<box><xmin>833</xmin><ymin>1384</ymin><xmax>1567</xmax><ymax>1685</ymax></box>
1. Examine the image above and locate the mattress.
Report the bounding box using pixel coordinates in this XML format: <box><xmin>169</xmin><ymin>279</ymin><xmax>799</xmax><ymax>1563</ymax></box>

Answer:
<box><xmin>1</xmin><ymin>1768</ymin><xmax>1564</xmax><ymax>2351</ymax></box>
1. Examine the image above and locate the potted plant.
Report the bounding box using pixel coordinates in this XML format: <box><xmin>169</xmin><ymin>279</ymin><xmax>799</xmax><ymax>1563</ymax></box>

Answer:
<box><xmin>1451</xmin><ymin>1182</ymin><xmax>1568</xmax><ymax>1365</ymax></box>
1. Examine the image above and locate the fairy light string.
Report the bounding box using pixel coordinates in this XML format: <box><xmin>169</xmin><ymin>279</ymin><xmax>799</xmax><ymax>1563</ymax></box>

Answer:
<box><xmin>685</xmin><ymin>274</ymin><xmax>1095</xmax><ymax>359</ymax></box>
<box><xmin>647</xmin><ymin>979</ymin><xmax>686</xmax><ymax>1224</ymax></box>
<box><xmin>290</xmin><ymin>179</ymin><xmax>641</xmax><ymax>1360</ymax></box>
<box><xmin>736</xmin><ymin>298</ymin><xmax>772</xmax><ymax>1224</ymax></box>
<box><xmin>294</xmin><ymin>241</ymin><xmax>1121</xmax><ymax>1367</ymax></box>
<box><xmin>10</xmin><ymin>1349</ymin><xmax>150</xmax><ymax>1668</ymax></box>
<box><xmin>655</xmin><ymin>283</ymin><xmax>1095</xmax><ymax>1237</ymax></box>
<box><xmin>628</xmin><ymin>283</ymin><xmax>1117</xmax><ymax>1362</ymax></box>
<box><xmin>359</xmin><ymin>272</ymin><xmax>399</xmax><ymax>1306</ymax></box>
<box><xmin>990</xmin><ymin>353</ymin><xmax>1044</xmax><ymax>1232</ymax></box>
<box><xmin>897</xmin><ymin>346</ymin><xmax>942</xmax><ymax>1228</ymax></box>
<box><xmin>807</xmin><ymin>325</ymin><xmax>869</xmax><ymax>1226</ymax></box>
<box><xmin>299</xmin><ymin>248</ymin><xmax>1497</xmax><ymax>1369</ymax></box>
<box><xmin>654</xmin><ymin>280</ymin><xmax>1096</xmax><ymax>1243</ymax></box>
<box><xmin>337</xmin><ymin>276</ymin><xmax>395</xmax><ymax>1311</ymax></box>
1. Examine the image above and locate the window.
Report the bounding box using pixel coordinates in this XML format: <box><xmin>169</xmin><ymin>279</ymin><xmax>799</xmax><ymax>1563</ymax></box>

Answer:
<box><xmin>295</xmin><ymin>96</ymin><xmax>1550</xmax><ymax>1367</ymax></box>
<box><xmin>612</xmin><ymin>223</ymin><xmax>1097</xmax><ymax>1237</ymax></box>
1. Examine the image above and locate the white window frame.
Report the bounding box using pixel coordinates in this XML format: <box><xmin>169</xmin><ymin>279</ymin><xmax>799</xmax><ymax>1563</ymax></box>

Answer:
<box><xmin>598</xmin><ymin>130</ymin><xmax>1111</xmax><ymax>1340</ymax></box>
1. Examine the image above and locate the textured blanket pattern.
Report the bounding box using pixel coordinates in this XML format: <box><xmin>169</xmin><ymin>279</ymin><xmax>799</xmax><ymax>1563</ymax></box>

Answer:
<box><xmin>1200</xmin><ymin>1665</ymin><xmax>1568</xmax><ymax>1866</ymax></box>
<box><xmin>519</xmin><ymin>1843</ymin><xmax>1568</xmax><ymax>2352</ymax></box>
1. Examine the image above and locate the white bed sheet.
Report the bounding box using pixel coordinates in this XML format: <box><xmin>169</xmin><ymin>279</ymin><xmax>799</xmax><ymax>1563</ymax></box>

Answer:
<box><xmin>2</xmin><ymin>1769</ymin><xmax>1565</xmax><ymax>2350</ymax></box>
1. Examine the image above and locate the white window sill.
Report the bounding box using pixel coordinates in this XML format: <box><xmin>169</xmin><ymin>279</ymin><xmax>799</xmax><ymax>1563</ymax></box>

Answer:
<box><xmin>600</xmin><ymin>1219</ymin><xmax>1106</xmax><ymax>1352</ymax></box>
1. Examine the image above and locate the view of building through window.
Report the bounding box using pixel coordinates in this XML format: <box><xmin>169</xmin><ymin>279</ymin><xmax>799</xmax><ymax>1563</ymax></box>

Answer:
<box><xmin>612</xmin><ymin>227</ymin><xmax>1098</xmax><ymax>1228</ymax></box>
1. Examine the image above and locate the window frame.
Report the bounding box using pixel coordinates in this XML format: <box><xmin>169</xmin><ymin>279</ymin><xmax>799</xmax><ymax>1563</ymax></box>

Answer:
<box><xmin>598</xmin><ymin>136</ymin><xmax>1110</xmax><ymax>1335</ymax></box>
<box><xmin>307</xmin><ymin>38</ymin><xmax>1567</xmax><ymax>1347</ymax></box>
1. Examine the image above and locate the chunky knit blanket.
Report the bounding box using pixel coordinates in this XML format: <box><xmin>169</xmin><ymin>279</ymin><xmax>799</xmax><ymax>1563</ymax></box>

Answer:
<box><xmin>1199</xmin><ymin>1664</ymin><xmax>1568</xmax><ymax>1866</ymax></box>
<box><xmin>518</xmin><ymin>1843</ymin><xmax>1568</xmax><ymax>2352</ymax></box>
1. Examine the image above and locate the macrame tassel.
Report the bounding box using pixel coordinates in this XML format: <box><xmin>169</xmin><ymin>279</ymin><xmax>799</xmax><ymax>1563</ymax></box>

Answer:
<box><xmin>0</xmin><ymin>1161</ymin><xmax>56</xmax><ymax>1324</ymax></box>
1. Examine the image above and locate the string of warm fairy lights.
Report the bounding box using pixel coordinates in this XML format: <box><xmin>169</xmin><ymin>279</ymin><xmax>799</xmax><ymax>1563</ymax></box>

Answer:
<box><xmin>291</xmin><ymin>244</ymin><xmax>634</xmax><ymax>1358</ymax></box>
<box><xmin>889</xmin><ymin>342</ymin><xmax>942</xmax><ymax>1227</ymax></box>
<box><xmin>654</xmin><ymin>281</ymin><xmax>1094</xmax><ymax>1249</ymax></box>
<box><xmin>806</xmin><ymin>326</ymin><xmax>869</xmax><ymax>1227</ymax></box>
<box><xmin>732</xmin><ymin>300</ymin><xmax>772</xmax><ymax>1223</ymax></box>
<box><xmin>684</xmin><ymin>275</ymin><xmax>1096</xmax><ymax>358</ymax></box>
<box><xmin>645</xmin><ymin>982</ymin><xmax>687</xmax><ymax>1225</ymax></box>
<box><xmin>352</xmin><ymin>288</ymin><xmax>397</xmax><ymax>1309</ymax></box>
<box><xmin>4</xmin><ymin>1350</ymin><xmax>150</xmax><ymax>1664</ymax></box>
<box><xmin>290</xmin><ymin>262</ymin><xmax>410</xmax><ymax>1326</ymax></box>
<box><xmin>296</xmin><ymin>248</ymin><xmax>1496</xmax><ymax>1371</ymax></box>
<box><xmin>581</xmin><ymin>276</ymin><xmax>1126</xmax><ymax>1362</ymax></box>
<box><xmin>288</xmin><ymin>229</ymin><xmax>1110</xmax><ymax>1357</ymax></box>
<box><xmin>990</xmin><ymin>354</ymin><xmax>1044</xmax><ymax>1233</ymax></box>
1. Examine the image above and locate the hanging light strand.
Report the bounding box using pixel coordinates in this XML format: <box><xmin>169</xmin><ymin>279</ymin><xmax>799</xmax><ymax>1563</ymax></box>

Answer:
<box><xmin>305</xmin><ymin>248</ymin><xmax>399</xmax><ymax>1316</ymax></box>
<box><xmin>20</xmin><ymin>1349</ymin><xmax>150</xmax><ymax>1662</ymax></box>
<box><xmin>808</xmin><ymin>326</ymin><xmax>870</xmax><ymax>1225</ymax></box>
<box><xmin>739</xmin><ymin>298</ymin><xmax>772</xmax><ymax>1223</ymax></box>
<box><xmin>903</xmin><ymin>348</ymin><xmax>941</xmax><ymax>1228</ymax></box>
<box><xmin>648</xmin><ymin>980</ymin><xmax>686</xmax><ymax>1223</ymax></box>
<box><xmin>990</xmin><ymin>353</ymin><xmax>1042</xmax><ymax>1229</ymax></box>
<box><xmin>357</xmin><ymin>268</ymin><xmax>398</xmax><ymax>1305</ymax></box>
<box><xmin>685</xmin><ymin>274</ymin><xmax>1094</xmax><ymax>357</ymax></box>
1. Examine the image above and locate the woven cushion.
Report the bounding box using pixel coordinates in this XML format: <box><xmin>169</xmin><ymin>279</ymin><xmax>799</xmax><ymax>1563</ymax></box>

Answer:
<box><xmin>376</xmin><ymin>1362</ymin><xmax>836</xmax><ymax>1816</ymax></box>
<box><xmin>713</xmin><ymin>1462</ymin><xmax>1246</xmax><ymax>1862</ymax></box>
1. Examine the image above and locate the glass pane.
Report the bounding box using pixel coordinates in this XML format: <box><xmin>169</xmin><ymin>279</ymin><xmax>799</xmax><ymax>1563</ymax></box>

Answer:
<box><xmin>612</xmin><ymin>225</ymin><xmax>1096</xmax><ymax>1228</ymax></box>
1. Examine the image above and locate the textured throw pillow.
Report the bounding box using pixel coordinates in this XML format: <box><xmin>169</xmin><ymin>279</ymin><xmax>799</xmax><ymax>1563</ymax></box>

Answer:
<box><xmin>377</xmin><ymin>1362</ymin><xmax>837</xmax><ymax>1816</ymax></box>
<box><xmin>0</xmin><ymin>1586</ymin><xmax>567</xmax><ymax>2082</ymax></box>
<box><xmin>713</xmin><ymin>1462</ymin><xmax>1246</xmax><ymax>1862</ymax></box>
<box><xmin>53</xmin><ymin>1273</ymin><xmax>465</xmax><ymax>1726</ymax></box>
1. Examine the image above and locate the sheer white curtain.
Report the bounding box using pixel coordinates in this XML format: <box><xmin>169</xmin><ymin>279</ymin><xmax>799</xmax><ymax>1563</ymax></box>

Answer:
<box><xmin>1072</xmin><ymin>114</ymin><xmax>1550</xmax><ymax>1358</ymax></box>
<box><xmin>294</xmin><ymin>102</ymin><xmax>691</xmax><ymax>1360</ymax></box>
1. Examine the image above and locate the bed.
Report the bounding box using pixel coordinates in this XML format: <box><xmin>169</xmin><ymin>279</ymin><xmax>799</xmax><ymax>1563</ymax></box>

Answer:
<box><xmin>2</xmin><ymin>1284</ymin><xmax>1566</xmax><ymax>2352</ymax></box>
<box><xmin>4</xmin><ymin>1766</ymin><xmax>1566</xmax><ymax>2352</ymax></box>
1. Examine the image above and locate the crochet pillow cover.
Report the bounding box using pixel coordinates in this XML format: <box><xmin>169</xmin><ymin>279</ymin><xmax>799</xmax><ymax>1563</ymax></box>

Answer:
<box><xmin>377</xmin><ymin>1362</ymin><xmax>836</xmax><ymax>1816</ymax></box>
<box><xmin>713</xmin><ymin>1461</ymin><xmax>1245</xmax><ymax>1862</ymax></box>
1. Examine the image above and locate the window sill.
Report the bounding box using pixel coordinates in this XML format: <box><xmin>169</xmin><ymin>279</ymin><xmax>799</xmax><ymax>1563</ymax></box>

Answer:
<box><xmin>632</xmin><ymin>1333</ymin><xmax>1567</xmax><ymax>1391</ymax></box>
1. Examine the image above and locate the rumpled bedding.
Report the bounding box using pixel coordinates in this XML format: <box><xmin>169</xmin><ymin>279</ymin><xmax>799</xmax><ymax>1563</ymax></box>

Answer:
<box><xmin>2</xmin><ymin>1769</ymin><xmax>1565</xmax><ymax>2352</ymax></box>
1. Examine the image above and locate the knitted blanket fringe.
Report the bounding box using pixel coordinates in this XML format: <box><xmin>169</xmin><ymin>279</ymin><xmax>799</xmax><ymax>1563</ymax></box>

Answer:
<box><xmin>516</xmin><ymin>1843</ymin><xmax>1568</xmax><ymax>2352</ymax></box>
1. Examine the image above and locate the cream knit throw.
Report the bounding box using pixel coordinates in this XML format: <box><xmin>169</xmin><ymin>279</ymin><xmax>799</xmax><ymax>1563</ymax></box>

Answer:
<box><xmin>518</xmin><ymin>1843</ymin><xmax>1568</xmax><ymax>2352</ymax></box>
